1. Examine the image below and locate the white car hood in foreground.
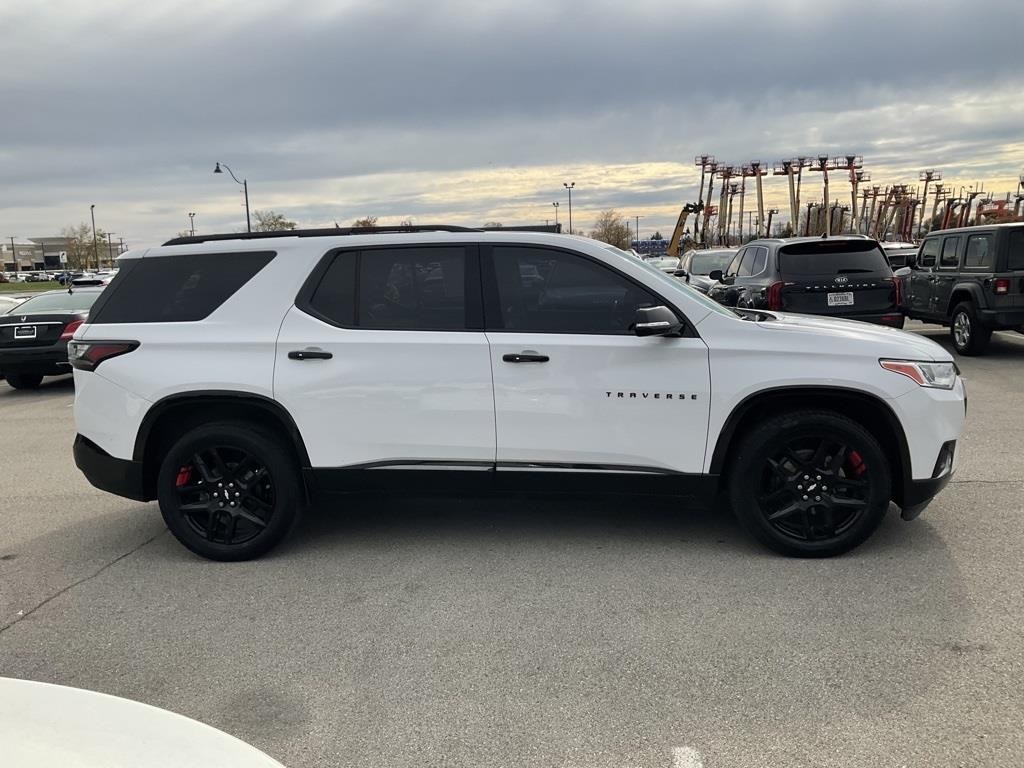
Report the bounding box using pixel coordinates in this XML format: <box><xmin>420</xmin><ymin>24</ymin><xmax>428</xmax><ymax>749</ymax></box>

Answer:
<box><xmin>747</xmin><ymin>311</ymin><xmax>952</xmax><ymax>362</ymax></box>
<box><xmin>0</xmin><ymin>677</ymin><xmax>284</xmax><ymax>768</ymax></box>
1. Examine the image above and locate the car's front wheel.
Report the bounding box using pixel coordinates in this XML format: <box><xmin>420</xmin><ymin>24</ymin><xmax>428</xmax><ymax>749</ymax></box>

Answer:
<box><xmin>5</xmin><ymin>373</ymin><xmax>43</xmax><ymax>390</ymax></box>
<box><xmin>728</xmin><ymin>410</ymin><xmax>891</xmax><ymax>557</ymax></box>
<box><xmin>157</xmin><ymin>422</ymin><xmax>302</xmax><ymax>561</ymax></box>
<box><xmin>950</xmin><ymin>302</ymin><xmax>991</xmax><ymax>356</ymax></box>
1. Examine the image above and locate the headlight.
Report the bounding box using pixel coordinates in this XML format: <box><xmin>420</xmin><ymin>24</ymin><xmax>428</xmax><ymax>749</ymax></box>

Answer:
<box><xmin>879</xmin><ymin>359</ymin><xmax>957</xmax><ymax>390</ymax></box>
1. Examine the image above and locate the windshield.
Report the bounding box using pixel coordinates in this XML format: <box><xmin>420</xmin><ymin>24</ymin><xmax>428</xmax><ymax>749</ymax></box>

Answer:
<box><xmin>778</xmin><ymin>241</ymin><xmax>891</xmax><ymax>276</ymax></box>
<box><xmin>630</xmin><ymin>253</ymin><xmax>739</xmax><ymax>318</ymax></box>
<box><xmin>688</xmin><ymin>251</ymin><xmax>737</xmax><ymax>274</ymax></box>
<box><xmin>6</xmin><ymin>290</ymin><xmax>101</xmax><ymax>314</ymax></box>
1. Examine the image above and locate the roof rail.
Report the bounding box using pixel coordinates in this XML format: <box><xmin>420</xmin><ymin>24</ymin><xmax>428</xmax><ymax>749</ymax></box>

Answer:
<box><xmin>162</xmin><ymin>225</ymin><xmax>481</xmax><ymax>246</ymax></box>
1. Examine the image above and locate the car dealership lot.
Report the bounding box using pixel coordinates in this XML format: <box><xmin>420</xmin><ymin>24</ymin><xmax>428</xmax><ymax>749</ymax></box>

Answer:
<box><xmin>1</xmin><ymin>323</ymin><xmax>1022</xmax><ymax>767</ymax></box>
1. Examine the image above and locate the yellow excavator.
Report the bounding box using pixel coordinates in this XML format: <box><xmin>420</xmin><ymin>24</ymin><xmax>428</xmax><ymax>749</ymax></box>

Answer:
<box><xmin>666</xmin><ymin>203</ymin><xmax>701</xmax><ymax>258</ymax></box>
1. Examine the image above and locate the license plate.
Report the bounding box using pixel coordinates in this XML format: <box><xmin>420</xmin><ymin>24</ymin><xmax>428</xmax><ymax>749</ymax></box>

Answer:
<box><xmin>13</xmin><ymin>325</ymin><xmax>36</xmax><ymax>339</ymax></box>
<box><xmin>827</xmin><ymin>292</ymin><xmax>854</xmax><ymax>307</ymax></box>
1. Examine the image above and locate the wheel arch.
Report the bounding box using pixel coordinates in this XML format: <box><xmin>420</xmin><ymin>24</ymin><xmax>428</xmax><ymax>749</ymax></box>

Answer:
<box><xmin>946</xmin><ymin>283</ymin><xmax>985</xmax><ymax>316</ymax></box>
<box><xmin>134</xmin><ymin>391</ymin><xmax>311</xmax><ymax>501</ymax></box>
<box><xmin>709</xmin><ymin>386</ymin><xmax>912</xmax><ymax>505</ymax></box>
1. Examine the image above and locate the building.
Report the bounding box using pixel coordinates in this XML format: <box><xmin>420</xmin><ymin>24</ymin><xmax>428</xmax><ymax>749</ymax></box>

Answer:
<box><xmin>1</xmin><ymin>240</ymin><xmax>43</xmax><ymax>272</ymax></box>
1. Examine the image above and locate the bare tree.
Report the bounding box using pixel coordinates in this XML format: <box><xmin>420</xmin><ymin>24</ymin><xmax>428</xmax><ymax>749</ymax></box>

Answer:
<box><xmin>590</xmin><ymin>210</ymin><xmax>630</xmax><ymax>249</ymax></box>
<box><xmin>352</xmin><ymin>216</ymin><xmax>378</xmax><ymax>228</ymax></box>
<box><xmin>252</xmin><ymin>210</ymin><xmax>297</xmax><ymax>231</ymax></box>
<box><xmin>61</xmin><ymin>222</ymin><xmax>108</xmax><ymax>270</ymax></box>
<box><xmin>483</xmin><ymin>221</ymin><xmax>503</xmax><ymax>228</ymax></box>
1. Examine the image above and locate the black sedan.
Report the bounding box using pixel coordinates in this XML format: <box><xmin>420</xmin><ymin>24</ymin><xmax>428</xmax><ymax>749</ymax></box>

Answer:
<box><xmin>0</xmin><ymin>287</ymin><xmax>105</xmax><ymax>389</ymax></box>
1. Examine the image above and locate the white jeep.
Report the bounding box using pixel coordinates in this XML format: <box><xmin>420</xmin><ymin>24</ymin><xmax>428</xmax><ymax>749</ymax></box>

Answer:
<box><xmin>71</xmin><ymin>227</ymin><xmax>965</xmax><ymax>560</ymax></box>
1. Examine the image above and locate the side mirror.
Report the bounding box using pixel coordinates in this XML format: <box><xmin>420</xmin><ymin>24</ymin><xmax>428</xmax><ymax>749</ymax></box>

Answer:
<box><xmin>893</xmin><ymin>267</ymin><xmax>912</xmax><ymax>279</ymax></box>
<box><xmin>708</xmin><ymin>269</ymin><xmax>724</xmax><ymax>282</ymax></box>
<box><xmin>634</xmin><ymin>306</ymin><xmax>682</xmax><ymax>337</ymax></box>
<box><xmin>673</xmin><ymin>268</ymin><xmax>689</xmax><ymax>282</ymax></box>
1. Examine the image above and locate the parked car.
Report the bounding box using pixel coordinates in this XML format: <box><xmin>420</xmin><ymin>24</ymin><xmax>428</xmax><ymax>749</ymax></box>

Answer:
<box><xmin>707</xmin><ymin>236</ymin><xmax>904</xmax><ymax>327</ymax></box>
<box><xmin>901</xmin><ymin>222</ymin><xmax>1024</xmax><ymax>355</ymax></box>
<box><xmin>881</xmin><ymin>241</ymin><xmax>919</xmax><ymax>269</ymax></box>
<box><xmin>0</xmin><ymin>287</ymin><xmax>105</xmax><ymax>389</ymax></box>
<box><xmin>645</xmin><ymin>255</ymin><xmax>683</xmax><ymax>273</ymax></box>
<box><xmin>680</xmin><ymin>248</ymin><xmax>739</xmax><ymax>294</ymax></box>
<box><xmin>71</xmin><ymin>226</ymin><xmax>964</xmax><ymax>561</ymax></box>
<box><xmin>71</xmin><ymin>272</ymin><xmax>115</xmax><ymax>286</ymax></box>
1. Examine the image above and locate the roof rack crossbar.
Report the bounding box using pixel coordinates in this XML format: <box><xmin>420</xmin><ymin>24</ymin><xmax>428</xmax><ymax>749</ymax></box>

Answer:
<box><xmin>163</xmin><ymin>225</ymin><xmax>480</xmax><ymax>246</ymax></box>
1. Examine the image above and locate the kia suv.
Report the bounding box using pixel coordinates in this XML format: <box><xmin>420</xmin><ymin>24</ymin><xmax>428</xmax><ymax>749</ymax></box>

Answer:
<box><xmin>708</xmin><ymin>236</ymin><xmax>904</xmax><ymax>327</ymax></box>
<box><xmin>71</xmin><ymin>227</ymin><xmax>965</xmax><ymax>561</ymax></box>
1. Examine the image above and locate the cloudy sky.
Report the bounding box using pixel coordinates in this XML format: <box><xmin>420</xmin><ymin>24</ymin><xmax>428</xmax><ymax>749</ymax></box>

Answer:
<box><xmin>2</xmin><ymin>0</ymin><xmax>1023</xmax><ymax>248</ymax></box>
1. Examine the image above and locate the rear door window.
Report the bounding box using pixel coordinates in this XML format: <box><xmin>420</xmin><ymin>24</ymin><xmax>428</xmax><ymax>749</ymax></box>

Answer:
<box><xmin>778</xmin><ymin>241</ymin><xmax>891</xmax><ymax>276</ymax></box>
<box><xmin>963</xmin><ymin>234</ymin><xmax>994</xmax><ymax>270</ymax></box>
<box><xmin>88</xmin><ymin>251</ymin><xmax>275</xmax><ymax>323</ymax></box>
<box><xmin>939</xmin><ymin>237</ymin><xmax>961</xmax><ymax>269</ymax></box>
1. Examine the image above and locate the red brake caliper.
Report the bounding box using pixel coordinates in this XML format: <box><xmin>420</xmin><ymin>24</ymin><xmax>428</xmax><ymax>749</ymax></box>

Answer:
<box><xmin>175</xmin><ymin>466</ymin><xmax>192</xmax><ymax>488</ymax></box>
<box><xmin>847</xmin><ymin>450</ymin><xmax>867</xmax><ymax>477</ymax></box>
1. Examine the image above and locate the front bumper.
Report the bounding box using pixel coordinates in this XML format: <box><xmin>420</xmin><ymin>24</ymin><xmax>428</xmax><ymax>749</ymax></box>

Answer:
<box><xmin>0</xmin><ymin>343</ymin><xmax>71</xmax><ymax>375</ymax></box>
<box><xmin>73</xmin><ymin>434</ymin><xmax>148</xmax><ymax>501</ymax></box>
<box><xmin>900</xmin><ymin>471</ymin><xmax>953</xmax><ymax>520</ymax></box>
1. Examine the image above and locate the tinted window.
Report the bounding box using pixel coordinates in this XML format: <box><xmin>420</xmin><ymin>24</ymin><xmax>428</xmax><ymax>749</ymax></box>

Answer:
<box><xmin>920</xmin><ymin>239</ymin><xmax>940</xmax><ymax>267</ymax></box>
<box><xmin>5</xmin><ymin>290</ymin><xmax>101</xmax><ymax>315</ymax></box>
<box><xmin>489</xmin><ymin>246</ymin><xmax>660</xmax><ymax>334</ymax></box>
<box><xmin>736</xmin><ymin>249</ymin><xmax>755</xmax><ymax>277</ymax></box>
<box><xmin>724</xmin><ymin>250</ymin><xmax>744</xmax><ymax>277</ymax></box>
<box><xmin>939</xmin><ymin>237</ymin><xmax>961</xmax><ymax>268</ymax></box>
<box><xmin>778</xmin><ymin>241</ymin><xmax>891</xmax><ymax>276</ymax></box>
<box><xmin>89</xmin><ymin>252</ymin><xmax>274</xmax><ymax>324</ymax></box>
<box><xmin>359</xmin><ymin>247</ymin><xmax>466</xmax><ymax>330</ymax></box>
<box><xmin>1007</xmin><ymin>230</ymin><xmax>1024</xmax><ymax>270</ymax></box>
<box><xmin>308</xmin><ymin>252</ymin><xmax>357</xmax><ymax>326</ymax></box>
<box><xmin>963</xmin><ymin>234</ymin><xmax>993</xmax><ymax>269</ymax></box>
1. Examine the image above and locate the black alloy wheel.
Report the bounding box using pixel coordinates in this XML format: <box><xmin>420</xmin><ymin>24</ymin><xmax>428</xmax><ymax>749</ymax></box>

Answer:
<box><xmin>729</xmin><ymin>410</ymin><xmax>891</xmax><ymax>557</ymax></box>
<box><xmin>157</xmin><ymin>423</ymin><xmax>301</xmax><ymax>561</ymax></box>
<box><xmin>6</xmin><ymin>373</ymin><xmax>44</xmax><ymax>390</ymax></box>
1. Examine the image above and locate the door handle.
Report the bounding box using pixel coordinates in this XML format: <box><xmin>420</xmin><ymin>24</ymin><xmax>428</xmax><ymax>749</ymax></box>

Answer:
<box><xmin>502</xmin><ymin>352</ymin><xmax>549</xmax><ymax>363</ymax></box>
<box><xmin>288</xmin><ymin>349</ymin><xmax>333</xmax><ymax>360</ymax></box>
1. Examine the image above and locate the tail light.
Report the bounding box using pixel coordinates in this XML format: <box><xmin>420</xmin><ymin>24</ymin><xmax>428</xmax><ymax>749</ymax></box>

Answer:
<box><xmin>60</xmin><ymin>319</ymin><xmax>83</xmax><ymax>341</ymax></box>
<box><xmin>67</xmin><ymin>340</ymin><xmax>139</xmax><ymax>371</ymax></box>
<box><xmin>766</xmin><ymin>281</ymin><xmax>784</xmax><ymax>310</ymax></box>
<box><xmin>889</xmin><ymin>276</ymin><xmax>903</xmax><ymax>307</ymax></box>
<box><xmin>994</xmin><ymin>278</ymin><xmax>1009</xmax><ymax>295</ymax></box>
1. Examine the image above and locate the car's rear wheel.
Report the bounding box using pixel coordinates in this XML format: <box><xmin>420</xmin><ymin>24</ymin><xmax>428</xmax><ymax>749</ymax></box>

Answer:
<box><xmin>950</xmin><ymin>302</ymin><xmax>991</xmax><ymax>356</ymax></box>
<box><xmin>157</xmin><ymin>422</ymin><xmax>302</xmax><ymax>561</ymax></box>
<box><xmin>728</xmin><ymin>410</ymin><xmax>891</xmax><ymax>558</ymax></box>
<box><xmin>6</xmin><ymin>373</ymin><xmax>43</xmax><ymax>390</ymax></box>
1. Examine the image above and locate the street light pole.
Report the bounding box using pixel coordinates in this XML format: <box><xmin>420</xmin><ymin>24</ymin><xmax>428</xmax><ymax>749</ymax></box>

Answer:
<box><xmin>214</xmin><ymin>162</ymin><xmax>251</xmax><ymax>232</ymax></box>
<box><xmin>552</xmin><ymin>201</ymin><xmax>559</xmax><ymax>229</ymax></box>
<box><xmin>635</xmin><ymin>215</ymin><xmax>641</xmax><ymax>243</ymax></box>
<box><xmin>8</xmin><ymin>236</ymin><xmax>16</xmax><ymax>274</ymax></box>
<box><xmin>90</xmin><ymin>204</ymin><xmax>98</xmax><ymax>272</ymax></box>
<box><xmin>563</xmin><ymin>182</ymin><xmax>575</xmax><ymax>233</ymax></box>
<box><xmin>106</xmin><ymin>232</ymin><xmax>115</xmax><ymax>268</ymax></box>
<box><xmin>189</xmin><ymin>212</ymin><xmax>196</xmax><ymax>237</ymax></box>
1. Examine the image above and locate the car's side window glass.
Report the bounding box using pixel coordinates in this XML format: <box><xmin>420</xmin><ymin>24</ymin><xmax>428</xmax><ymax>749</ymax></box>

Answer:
<box><xmin>736</xmin><ymin>249</ymin><xmax>756</xmax><ymax>277</ymax></box>
<box><xmin>920</xmin><ymin>239</ymin><xmax>939</xmax><ymax>268</ymax></box>
<box><xmin>489</xmin><ymin>246</ymin><xmax>660</xmax><ymax>334</ymax></box>
<box><xmin>307</xmin><ymin>247</ymin><xmax>467</xmax><ymax>330</ymax></box>
<box><xmin>939</xmin><ymin>237</ymin><xmax>961</xmax><ymax>269</ymax></box>
<box><xmin>1008</xmin><ymin>230</ymin><xmax>1024</xmax><ymax>271</ymax></box>
<box><xmin>749</xmin><ymin>246</ymin><xmax>767</xmax><ymax>275</ymax></box>
<box><xmin>725</xmin><ymin>248</ymin><xmax>745</xmax><ymax>277</ymax></box>
<box><xmin>963</xmin><ymin>234</ymin><xmax>994</xmax><ymax>269</ymax></box>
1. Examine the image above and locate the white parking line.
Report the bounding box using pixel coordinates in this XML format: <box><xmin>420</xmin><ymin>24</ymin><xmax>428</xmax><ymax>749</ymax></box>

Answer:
<box><xmin>672</xmin><ymin>746</ymin><xmax>704</xmax><ymax>768</ymax></box>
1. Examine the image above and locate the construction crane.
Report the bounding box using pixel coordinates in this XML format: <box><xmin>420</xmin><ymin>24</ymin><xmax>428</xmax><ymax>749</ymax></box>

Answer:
<box><xmin>666</xmin><ymin>203</ymin><xmax>701</xmax><ymax>258</ymax></box>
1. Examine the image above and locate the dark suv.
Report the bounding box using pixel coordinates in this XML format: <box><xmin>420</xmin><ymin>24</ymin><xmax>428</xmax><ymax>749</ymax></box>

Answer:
<box><xmin>707</xmin><ymin>236</ymin><xmax>903</xmax><ymax>327</ymax></box>
<box><xmin>901</xmin><ymin>223</ymin><xmax>1024</xmax><ymax>355</ymax></box>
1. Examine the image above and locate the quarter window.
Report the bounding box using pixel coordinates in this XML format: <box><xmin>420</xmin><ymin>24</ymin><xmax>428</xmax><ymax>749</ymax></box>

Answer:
<box><xmin>963</xmin><ymin>234</ymin><xmax>994</xmax><ymax>269</ymax></box>
<box><xmin>1007</xmin><ymin>230</ymin><xmax>1024</xmax><ymax>270</ymax></box>
<box><xmin>939</xmin><ymin>237</ymin><xmax>960</xmax><ymax>268</ymax></box>
<box><xmin>488</xmin><ymin>246</ymin><xmax>660</xmax><ymax>334</ymax></box>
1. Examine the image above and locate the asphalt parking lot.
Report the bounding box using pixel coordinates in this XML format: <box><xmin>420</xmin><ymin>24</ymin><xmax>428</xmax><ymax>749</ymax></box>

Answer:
<box><xmin>1</xmin><ymin>322</ymin><xmax>1022</xmax><ymax>768</ymax></box>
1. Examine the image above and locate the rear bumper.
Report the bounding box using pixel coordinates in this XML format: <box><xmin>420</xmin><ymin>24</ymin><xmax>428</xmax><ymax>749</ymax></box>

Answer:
<box><xmin>0</xmin><ymin>343</ymin><xmax>70</xmax><ymax>374</ymax></box>
<box><xmin>977</xmin><ymin>308</ymin><xmax>1024</xmax><ymax>328</ymax></box>
<box><xmin>73</xmin><ymin>434</ymin><xmax>148</xmax><ymax>502</ymax></box>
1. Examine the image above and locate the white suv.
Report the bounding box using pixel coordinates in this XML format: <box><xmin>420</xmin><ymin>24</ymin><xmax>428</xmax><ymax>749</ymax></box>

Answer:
<box><xmin>71</xmin><ymin>227</ymin><xmax>966</xmax><ymax>561</ymax></box>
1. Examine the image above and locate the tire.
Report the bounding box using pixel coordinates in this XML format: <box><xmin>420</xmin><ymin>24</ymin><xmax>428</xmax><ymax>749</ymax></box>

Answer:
<box><xmin>6</xmin><ymin>373</ymin><xmax>43</xmax><ymax>390</ymax></box>
<box><xmin>727</xmin><ymin>410</ymin><xmax>891</xmax><ymax>558</ymax></box>
<box><xmin>157</xmin><ymin>422</ymin><xmax>303</xmax><ymax>561</ymax></box>
<box><xmin>950</xmin><ymin>302</ymin><xmax>991</xmax><ymax>356</ymax></box>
